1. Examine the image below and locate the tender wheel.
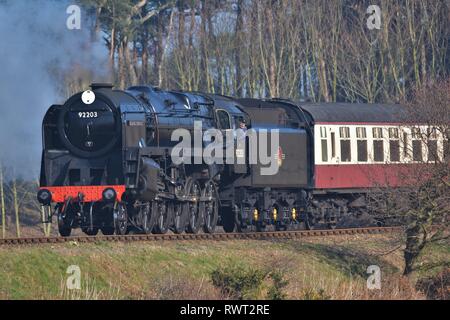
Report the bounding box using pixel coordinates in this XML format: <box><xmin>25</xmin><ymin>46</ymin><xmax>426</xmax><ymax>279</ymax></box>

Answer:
<box><xmin>83</xmin><ymin>227</ymin><xmax>99</xmax><ymax>236</ymax></box>
<box><xmin>101</xmin><ymin>227</ymin><xmax>115</xmax><ymax>235</ymax></box>
<box><xmin>186</xmin><ymin>178</ymin><xmax>202</xmax><ymax>234</ymax></box>
<box><xmin>202</xmin><ymin>182</ymin><xmax>218</xmax><ymax>233</ymax></box>
<box><xmin>235</xmin><ymin>207</ymin><xmax>246</xmax><ymax>233</ymax></box>
<box><xmin>154</xmin><ymin>201</ymin><xmax>173</xmax><ymax>234</ymax></box>
<box><xmin>173</xmin><ymin>202</ymin><xmax>186</xmax><ymax>234</ymax></box>
<box><xmin>114</xmin><ymin>202</ymin><xmax>128</xmax><ymax>235</ymax></box>
<box><xmin>236</xmin><ymin>207</ymin><xmax>256</xmax><ymax>233</ymax></box>
<box><xmin>256</xmin><ymin>221</ymin><xmax>266</xmax><ymax>232</ymax></box>
<box><xmin>221</xmin><ymin>207</ymin><xmax>235</xmax><ymax>233</ymax></box>
<box><xmin>275</xmin><ymin>222</ymin><xmax>287</xmax><ymax>231</ymax></box>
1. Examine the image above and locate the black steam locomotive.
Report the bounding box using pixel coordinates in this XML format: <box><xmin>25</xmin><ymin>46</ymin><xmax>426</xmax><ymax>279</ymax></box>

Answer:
<box><xmin>38</xmin><ymin>83</ymin><xmax>411</xmax><ymax>236</ymax></box>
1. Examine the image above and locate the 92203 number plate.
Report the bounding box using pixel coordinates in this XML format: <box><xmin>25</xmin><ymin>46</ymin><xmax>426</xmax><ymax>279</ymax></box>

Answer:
<box><xmin>78</xmin><ymin>111</ymin><xmax>99</xmax><ymax>119</ymax></box>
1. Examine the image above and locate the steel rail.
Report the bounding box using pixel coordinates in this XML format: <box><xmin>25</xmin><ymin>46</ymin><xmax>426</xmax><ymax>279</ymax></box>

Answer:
<box><xmin>0</xmin><ymin>226</ymin><xmax>403</xmax><ymax>246</ymax></box>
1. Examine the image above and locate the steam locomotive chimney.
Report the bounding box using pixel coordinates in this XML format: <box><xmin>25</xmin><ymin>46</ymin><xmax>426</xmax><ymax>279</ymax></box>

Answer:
<box><xmin>90</xmin><ymin>83</ymin><xmax>114</xmax><ymax>90</ymax></box>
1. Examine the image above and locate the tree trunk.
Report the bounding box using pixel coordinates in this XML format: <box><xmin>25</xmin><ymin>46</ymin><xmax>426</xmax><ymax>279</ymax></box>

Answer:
<box><xmin>118</xmin><ymin>40</ymin><xmax>126</xmax><ymax>89</ymax></box>
<box><xmin>200</xmin><ymin>0</ymin><xmax>210</xmax><ymax>91</ymax></box>
<box><xmin>12</xmin><ymin>178</ymin><xmax>20</xmax><ymax>238</ymax></box>
<box><xmin>110</xmin><ymin>25</ymin><xmax>116</xmax><ymax>76</ymax></box>
<box><xmin>235</xmin><ymin>0</ymin><xmax>243</xmax><ymax>96</ymax></box>
<box><xmin>159</xmin><ymin>10</ymin><xmax>175</xmax><ymax>88</ymax></box>
<box><xmin>153</xmin><ymin>14</ymin><xmax>163</xmax><ymax>87</ymax></box>
<box><xmin>0</xmin><ymin>163</ymin><xmax>5</xmax><ymax>239</ymax></box>
<box><xmin>403</xmin><ymin>223</ymin><xmax>426</xmax><ymax>275</ymax></box>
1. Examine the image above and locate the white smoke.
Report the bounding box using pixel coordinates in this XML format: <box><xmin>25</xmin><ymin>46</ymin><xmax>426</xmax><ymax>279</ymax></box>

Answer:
<box><xmin>0</xmin><ymin>0</ymin><xmax>111</xmax><ymax>179</ymax></box>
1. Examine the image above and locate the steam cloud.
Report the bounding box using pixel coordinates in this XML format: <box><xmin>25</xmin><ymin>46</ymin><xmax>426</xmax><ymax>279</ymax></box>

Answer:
<box><xmin>0</xmin><ymin>0</ymin><xmax>111</xmax><ymax>179</ymax></box>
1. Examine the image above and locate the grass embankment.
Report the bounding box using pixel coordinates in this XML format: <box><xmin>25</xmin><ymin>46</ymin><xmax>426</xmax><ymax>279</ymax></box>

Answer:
<box><xmin>0</xmin><ymin>234</ymin><xmax>448</xmax><ymax>300</ymax></box>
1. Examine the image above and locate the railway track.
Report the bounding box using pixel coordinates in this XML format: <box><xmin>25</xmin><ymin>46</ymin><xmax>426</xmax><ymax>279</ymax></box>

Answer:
<box><xmin>0</xmin><ymin>226</ymin><xmax>403</xmax><ymax>246</ymax></box>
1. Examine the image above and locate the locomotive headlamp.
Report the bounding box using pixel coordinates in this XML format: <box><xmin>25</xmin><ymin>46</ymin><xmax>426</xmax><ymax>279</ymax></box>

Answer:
<box><xmin>102</xmin><ymin>188</ymin><xmax>116</xmax><ymax>201</ymax></box>
<box><xmin>37</xmin><ymin>189</ymin><xmax>52</xmax><ymax>205</ymax></box>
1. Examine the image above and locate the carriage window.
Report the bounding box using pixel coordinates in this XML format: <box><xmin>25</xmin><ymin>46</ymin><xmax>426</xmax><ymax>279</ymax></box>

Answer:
<box><xmin>373</xmin><ymin>141</ymin><xmax>384</xmax><ymax>162</ymax></box>
<box><xmin>331</xmin><ymin>132</ymin><xmax>336</xmax><ymax>158</ymax></box>
<box><xmin>320</xmin><ymin>127</ymin><xmax>328</xmax><ymax>162</ymax></box>
<box><xmin>356</xmin><ymin>127</ymin><xmax>367</xmax><ymax>139</ymax></box>
<box><xmin>427</xmin><ymin>127</ymin><xmax>438</xmax><ymax>162</ymax></box>
<box><xmin>321</xmin><ymin>140</ymin><xmax>328</xmax><ymax>162</ymax></box>
<box><xmin>339</xmin><ymin>127</ymin><xmax>351</xmax><ymax>162</ymax></box>
<box><xmin>427</xmin><ymin>127</ymin><xmax>438</xmax><ymax>139</ymax></box>
<box><xmin>340</xmin><ymin>127</ymin><xmax>350</xmax><ymax>138</ymax></box>
<box><xmin>427</xmin><ymin>140</ymin><xmax>438</xmax><ymax>162</ymax></box>
<box><xmin>411</xmin><ymin>127</ymin><xmax>421</xmax><ymax>139</ymax></box>
<box><xmin>389</xmin><ymin>128</ymin><xmax>399</xmax><ymax>139</ymax></box>
<box><xmin>216</xmin><ymin>110</ymin><xmax>231</xmax><ymax>129</ymax></box>
<box><xmin>412</xmin><ymin>128</ymin><xmax>423</xmax><ymax>161</ymax></box>
<box><xmin>356</xmin><ymin>127</ymin><xmax>367</xmax><ymax>162</ymax></box>
<box><xmin>357</xmin><ymin>141</ymin><xmax>368</xmax><ymax>162</ymax></box>
<box><xmin>389</xmin><ymin>141</ymin><xmax>400</xmax><ymax>162</ymax></box>
<box><xmin>389</xmin><ymin>128</ymin><xmax>400</xmax><ymax>162</ymax></box>
<box><xmin>372</xmin><ymin>127</ymin><xmax>384</xmax><ymax>162</ymax></box>
<box><xmin>373</xmin><ymin>127</ymin><xmax>383</xmax><ymax>139</ymax></box>
<box><xmin>413</xmin><ymin>140</ymin><xmax>423</xmax><ymax>161</ymax></box>
<box><xmin>341</xmin><ymin>140</ymin><xmax>351</xmax><ymax>162</ymax></box>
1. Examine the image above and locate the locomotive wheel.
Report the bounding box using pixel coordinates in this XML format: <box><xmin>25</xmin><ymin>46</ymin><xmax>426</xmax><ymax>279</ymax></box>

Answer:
<box><xmin>221</xmin><ymin>207</ymin><xmax>235</xmax><ymax>233</ymax></box>
<box><xmin>154</xmin><ymin>201</ymin><xmax>173</xmax><ymax>234</ymax></box>
<box><xmin>57</xmin><ymin>208</ymin><xmax>72</xmax><ymax>237</ymax></box>
<box><xmin>256</xmin><ymin>221</ymin><xmax>266</xmax><ymax>232</ymax></box>
<box><xmin>327</xmin><ymin>223</ymin><xmax>337</xmax><ymax>230</ymax></box>
<box><xmin>83</xmin><ymin>227</ymin><xmax>99</xmax><ymax>236</ymax></box>
<box><xmin>101</xmin><ymin>227</ymin><xmax>115</xmax><ymax>235</ymax></box>
<box><xmin>202</xmin><ymin>182</ymin><xmax>218</xmax><ymax>234</ymax></box>
<box><xmin>275</xmin><ymin>222</ymin><xmax>287</xmax><ymax>231</ymax></box>
<box><xmin>114</xmin><ymin>202</ymin><xmax>128</xmax><ymax>235</ymax></box>
<box><xmin>173</xmin><ymin>202</ymin><xmax>186</xmax><ymax>234</ymax></box>
<box><xmin>303</xmin><ymin>213</ymin><xmax>314</xmax><ymax>230</ymax></box>
<box><xmin>141</xmin><ymin>203</ymin><xmax>156</xmax><ymax>234</ymax></box>
<box><xmin>236</xmin><ymin>207</ymin><xmax>255</xmax><ymax>233</ymax></box>
<box><xmin>185</xmin><ymin>179</ymin><xmax>202</xmax><ymax>234</ymax></box>
<box><xmin>58</xmin><ymin>224</ymin><xmax>72</xmax><ymax>237</ymax></box>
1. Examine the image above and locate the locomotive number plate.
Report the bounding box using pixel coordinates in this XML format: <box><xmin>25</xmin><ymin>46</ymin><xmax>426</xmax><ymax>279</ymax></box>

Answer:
<box><xmin>78</xmin><ymin>111</ymin><xmax>99</xmax><ymax>119</ymax></box>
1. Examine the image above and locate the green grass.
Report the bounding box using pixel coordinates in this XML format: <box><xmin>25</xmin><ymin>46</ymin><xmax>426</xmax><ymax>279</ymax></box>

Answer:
<box><xmin>0</xmin><ymin>234</ymin><xmax>447</xmax><ymax>300</ymax></box>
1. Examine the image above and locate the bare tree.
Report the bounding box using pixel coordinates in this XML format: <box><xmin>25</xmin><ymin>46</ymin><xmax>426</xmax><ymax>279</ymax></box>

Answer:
<box><xmin>369</xmin><ymin>79</ymin><xmax>449</xmax><ymax>275</ymax></box>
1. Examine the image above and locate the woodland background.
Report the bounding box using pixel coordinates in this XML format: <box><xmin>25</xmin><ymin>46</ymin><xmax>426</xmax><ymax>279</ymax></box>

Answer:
<box><xmin>67</xmin><ymin>0</ymin><xmax>449</xmax><ymax>102</ymax></box>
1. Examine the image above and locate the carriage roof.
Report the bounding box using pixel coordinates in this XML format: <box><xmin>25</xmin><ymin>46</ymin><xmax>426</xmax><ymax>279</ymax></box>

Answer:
<box><xmin>300</xmin><ymin>103</ymin><xmax>408</xmax><ymax>124</ymax></box>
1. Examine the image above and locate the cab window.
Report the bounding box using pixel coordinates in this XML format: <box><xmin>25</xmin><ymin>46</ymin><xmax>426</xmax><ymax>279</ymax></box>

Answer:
<box><xmin>216</xmin><ymin>110</ymin><xmax>231</xmax><ymax>129</ymax></box>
